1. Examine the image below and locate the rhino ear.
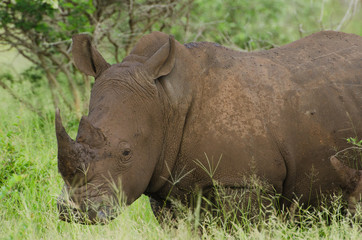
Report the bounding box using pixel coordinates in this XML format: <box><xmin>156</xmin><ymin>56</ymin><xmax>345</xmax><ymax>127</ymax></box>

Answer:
<box><xmin>144</xmin><ymin>35</ymin><xmax>176</xmax><ymax>80</ymax></box>
<box><xmin>72</xmin><ymin>34</ymin><xmax>110</xmax><ymax>78</ymax></box>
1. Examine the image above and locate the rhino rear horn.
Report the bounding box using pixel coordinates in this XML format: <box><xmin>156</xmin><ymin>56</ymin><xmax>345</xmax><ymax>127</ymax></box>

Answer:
<box><xmin>55</xmin><ymin>109</ymin><xmax>81</xmax><ymax>180</ymax></box>
<box><xmin>76</xmin><ymin>116</ymin><xmax>106</xmax><ymax>148</ymax></box>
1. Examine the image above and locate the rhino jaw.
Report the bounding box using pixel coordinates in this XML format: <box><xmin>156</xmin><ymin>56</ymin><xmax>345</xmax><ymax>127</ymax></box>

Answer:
<box><xmin>57</xmin><ymin>199</ymin><xmax>115</xmax><ymax>225</ymax></box>
<box><xmin>57</xmin><ymin>185</ymin><xmax>117</xmax><ymax>225</ymax></box>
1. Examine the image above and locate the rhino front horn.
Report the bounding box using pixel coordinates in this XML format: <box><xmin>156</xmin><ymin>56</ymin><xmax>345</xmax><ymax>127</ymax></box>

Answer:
<box><xmin>55</xmin><ymin>109</ymin><xmax>80</xmax><ymax>180</ymax></box>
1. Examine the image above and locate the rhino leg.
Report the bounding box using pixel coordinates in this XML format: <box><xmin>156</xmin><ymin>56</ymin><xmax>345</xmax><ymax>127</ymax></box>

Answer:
<box><xmin>208</xmin><ymin>185</ymin><xmax>276</xmax><ymax>223</ymax></box>
<box><xmin>149</xmin><ymin>176</ymin><xmax>277</xmax><ymax>224</ymax></box>
<box><xmin>149</xmin><ymin>196</ymin><xmax>163</xmax><ymax>221</ymax></box>
<box><xmin>330</xmin><ymin>156</ymin><xmax>362</xmax><ymax>216</ymax></box>
<box><xmin>149</xmin><ymin>196</ymin><xmax>177</xmax><ymax>224</ymax></box>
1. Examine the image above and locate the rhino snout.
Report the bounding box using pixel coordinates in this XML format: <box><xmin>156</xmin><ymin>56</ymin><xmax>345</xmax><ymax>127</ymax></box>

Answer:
<box><xmin>57</xmin><ymin>198</ymin><xmax>115</xmax><ymax>225</ymax></box>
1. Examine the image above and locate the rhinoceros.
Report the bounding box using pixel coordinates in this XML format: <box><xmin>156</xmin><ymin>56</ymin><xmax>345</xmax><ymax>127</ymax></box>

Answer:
<box><xmin>56</xmin><ymin>31</ymin><xmax>362</xmax><ymax>224</ymax></box>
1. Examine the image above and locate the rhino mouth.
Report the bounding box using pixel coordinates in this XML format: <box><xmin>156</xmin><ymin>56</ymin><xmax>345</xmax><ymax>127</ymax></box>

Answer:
<box><xmin>57</xmin><ymin>197</ymin><xmax>116</xmax><ymax>225</ymax></box>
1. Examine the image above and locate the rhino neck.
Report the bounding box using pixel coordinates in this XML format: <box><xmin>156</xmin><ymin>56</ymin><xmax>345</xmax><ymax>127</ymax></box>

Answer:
<box><xmin>145</xmin><ymin>42</ymin><xmax>246</xmax><ymax>197</ymax></box>
<box><xmin>144</xmin><ymin>42</ymin><xmax>240</xmax><ymax>197</ymax></box>
<box><xmin>145</xmin><ymin>43</ymin><xmax>197</xmax><ymax>195</ymax></box>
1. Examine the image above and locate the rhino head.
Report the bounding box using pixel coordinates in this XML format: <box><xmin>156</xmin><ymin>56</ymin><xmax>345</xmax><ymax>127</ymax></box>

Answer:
<box><xmin>56</xmin><ymin>32</ymin><xmax>177</xmax><ymax>224</ymax></box>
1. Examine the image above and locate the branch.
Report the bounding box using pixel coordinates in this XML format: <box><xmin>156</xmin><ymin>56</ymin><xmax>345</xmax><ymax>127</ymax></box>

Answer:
<box><xmin>335</xmin><ymin>0</ymin><xmax>359</xmax><ymax>31</ymax></box>
<box><xmin>106</xmin><ymin>32</ymin><xmax>120</xmax><ymax>62</ymax></box>
<box><xmin>331</xmin><ymin>147</ymin><xmax>362</xmax><ymax>158</ymax></box>
<box><xmin>38</xmin><ymin>54</ymin><xmax>73</xmax><ymax>111</ymax></box>
<box><xmin>44</xmin><ymin>39</ymin><xmax>72</xmax><ymax>47</ymax></box>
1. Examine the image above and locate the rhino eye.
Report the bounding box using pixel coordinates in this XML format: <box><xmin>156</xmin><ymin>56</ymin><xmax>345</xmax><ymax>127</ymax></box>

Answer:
<box><xmin>119</xmin><ymin>142</ymin><xmax>132</xmax><ymax>162</ymax></box>
<box><xmin>122</xmin><ymin>149</ymin><xmax>131</xmax><ymax>157</ymax></box>
<box><xmin>121</xmin><ymin>149</ymin><xmax>132</xmax><ymax>162</ymax></box>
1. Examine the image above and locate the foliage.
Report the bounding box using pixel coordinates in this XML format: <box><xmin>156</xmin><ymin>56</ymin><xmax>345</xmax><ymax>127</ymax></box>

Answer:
<box><xmin>0</xmin><ymin>0</ymin><xmax>195</xmax><ymax>117</ymax></box>
<box><xmin>182</xmin><ymin>0</ymin><xmax>361</xmax><ymax>50</ymax></box>
<box><xmin>347</xmin><ymin>137</ymin><xmax>362</xmax><ymax>147</ymax></box>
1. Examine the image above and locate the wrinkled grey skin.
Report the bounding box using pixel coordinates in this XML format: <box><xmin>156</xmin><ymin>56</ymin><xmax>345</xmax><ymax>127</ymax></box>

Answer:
<box><xmin>56</xmin><ymin>31</ymin><xmax>362</xmax><ymax>224</ymax></box>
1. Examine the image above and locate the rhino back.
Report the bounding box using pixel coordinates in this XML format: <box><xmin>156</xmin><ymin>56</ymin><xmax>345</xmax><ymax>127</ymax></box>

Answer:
<box><xmin>159</xmin><ymin>31</ymin><xmax>361</xmax><ymax>207</ymax></box>
<box><xmin>259</xmin><ymin>31</ymin><xmax>362</xmax><ymax>204</ymax></box>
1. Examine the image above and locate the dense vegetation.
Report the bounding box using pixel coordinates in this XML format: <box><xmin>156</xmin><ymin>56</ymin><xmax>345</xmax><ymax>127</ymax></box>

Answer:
<box><xmin>0</xmin><ymin>0</ymin><xmax>361</xmax><ymax>239</ymax></box>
